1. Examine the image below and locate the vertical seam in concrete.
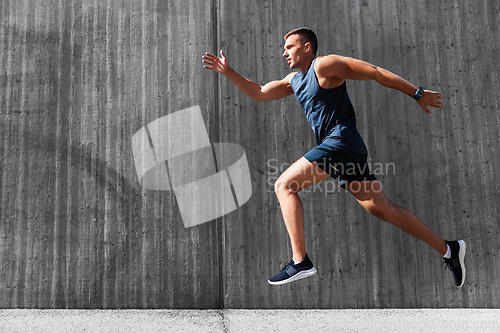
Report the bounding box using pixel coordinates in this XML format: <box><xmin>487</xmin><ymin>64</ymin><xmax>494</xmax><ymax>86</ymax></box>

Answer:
<box><xmin>218</xmin><ymin>309</ymin><xmax>229</xmax><ymax>332</ymax></box>
<box><xmin>211</xmin><ymin>0</ymin><xmax>225</xmax><ymax>310</ymax></box>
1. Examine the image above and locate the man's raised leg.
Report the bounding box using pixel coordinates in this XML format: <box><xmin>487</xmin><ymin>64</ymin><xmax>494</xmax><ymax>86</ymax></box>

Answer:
<box><xmin>345</xmin><ymin>180</ymin><xmax>447</xmax><ymax>254</ymax></box>
<box><xmin>346</xmin><ymin>180</ymin><xmax>466</xmax><ymax>286</ymax></box>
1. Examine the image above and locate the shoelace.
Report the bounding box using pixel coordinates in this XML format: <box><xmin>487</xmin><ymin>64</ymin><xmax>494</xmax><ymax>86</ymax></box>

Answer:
<box><xmin>442</xmin><ymin>258</ymin><xmax>453</xmax><ymax>271</ymax></box>
<box><xmin>280</xmin><ymin>261</ymin><xmax>293</xmax><ymax>272</ymax></box>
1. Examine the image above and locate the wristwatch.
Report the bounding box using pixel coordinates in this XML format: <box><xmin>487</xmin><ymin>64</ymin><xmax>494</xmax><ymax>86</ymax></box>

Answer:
<box><xmin>413</xmin><ymin>87</ymin><xmax>424</xmax><ymax>100</ymax></box>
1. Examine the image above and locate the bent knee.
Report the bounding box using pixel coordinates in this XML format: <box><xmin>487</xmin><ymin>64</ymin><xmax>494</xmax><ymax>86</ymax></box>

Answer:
<box><xmin>274</xmin><ymin>178</ymin><xmax>302</xmax><ymax>196</ymax></box>
<box><xmin>274</xmin><ymin>179</ymin><xmax>292</xmax><ymax>196</ymax></box>
<box><xmin>367</xmin><ymin>206</ymin><xmax>386</xmax><ymax>220</ymax></box>
<box><xmin>364</xmin><ymin>200</ymin><xmax>394</xmax><ymax>220</ymax></box>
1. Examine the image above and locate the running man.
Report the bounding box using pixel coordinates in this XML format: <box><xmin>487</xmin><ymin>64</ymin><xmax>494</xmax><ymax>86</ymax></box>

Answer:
<box><xmin>202</xmin><ymin>27</ymin><xmax>466</xmax><ymax>287</ymax></box>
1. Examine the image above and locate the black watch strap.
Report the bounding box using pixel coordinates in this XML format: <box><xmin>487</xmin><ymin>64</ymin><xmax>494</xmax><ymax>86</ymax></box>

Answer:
<box><xmin>413</xmin><ymin>87</ymin><xmax>424</xmax><ymax>100</ymax></box>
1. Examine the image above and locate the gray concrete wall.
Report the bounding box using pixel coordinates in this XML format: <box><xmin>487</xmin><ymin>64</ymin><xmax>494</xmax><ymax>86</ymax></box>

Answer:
<box><xmin>0</xmin><ymin>0</ymin><xmax>498</xmax><ymax>308</ymax></box>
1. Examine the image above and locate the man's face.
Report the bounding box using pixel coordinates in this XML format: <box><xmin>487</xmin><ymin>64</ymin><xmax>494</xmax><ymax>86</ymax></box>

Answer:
<box><xmin>283</xmin><ymin>34</ymin><xmax>308</xmax><ymax>69</ymax></box>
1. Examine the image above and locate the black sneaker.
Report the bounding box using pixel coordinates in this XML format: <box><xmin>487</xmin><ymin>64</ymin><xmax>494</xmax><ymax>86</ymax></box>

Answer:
<box><xmin>443</xmin><ymin>240</ymin><xmax>466</xmax><ymax>287</ymax></box>
<box><xmin>268</xmin><ymin>254</ymin><xmax>317</xmax><ymax>285</ymax></box>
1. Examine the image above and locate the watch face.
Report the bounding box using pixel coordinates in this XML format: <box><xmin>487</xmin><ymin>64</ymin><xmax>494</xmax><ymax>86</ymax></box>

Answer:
<box><xmin>415</xmin><ymin>88</ymin><xmax>424</xmax><ymax>99</ymax></box>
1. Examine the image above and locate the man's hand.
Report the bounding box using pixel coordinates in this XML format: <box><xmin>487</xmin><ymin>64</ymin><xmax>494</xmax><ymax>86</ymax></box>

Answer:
<box><xmin>201</xmin><ymin>50</ymin><xmax>294</xmax><ymax>102</ymax></box>
<box><xmin>202</xmin><ymin>50</ymin><xmax>229</xmax><ymax>75</ymax></box>
<box><xmin>417</xmin><ymin>90</ymin><xmax>444</xmax><ymax>115</ymax></box>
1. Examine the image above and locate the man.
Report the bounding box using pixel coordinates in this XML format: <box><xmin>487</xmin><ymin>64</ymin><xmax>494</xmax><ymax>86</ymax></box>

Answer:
<box><xmin>202</xmin><ymin>27</ymin><xmax>466</xmax><ymax>287</ymax></box>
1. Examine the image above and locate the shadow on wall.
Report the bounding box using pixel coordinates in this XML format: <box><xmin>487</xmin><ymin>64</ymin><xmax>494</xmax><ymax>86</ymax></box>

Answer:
<box><xmin>0</xmin><ymin>20</ymin><xmax>142</xmax><ymax>213</ymax></box>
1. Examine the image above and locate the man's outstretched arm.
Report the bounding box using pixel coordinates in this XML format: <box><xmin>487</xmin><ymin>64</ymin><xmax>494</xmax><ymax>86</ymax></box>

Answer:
<box><xmin>315</xmin><ymin>55</ymin><xmax>443</xmax><ymax>114</ymax></box>
<box><xmin>202</xmin><ymin>50</ymin><xmax>294</xmax><ymax>102</ymax></box>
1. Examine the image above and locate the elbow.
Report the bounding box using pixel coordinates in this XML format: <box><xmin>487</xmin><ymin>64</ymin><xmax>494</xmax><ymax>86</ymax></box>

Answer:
<box><xmin>372</xmin><ymin>66</ymin><xmax>394</xmax><ymax>84</ymax></box>
<box><xmin>372</xmin><ymin>69</ymin><xmax>389</xmax><ymax>85</ymax></box>
<box><xmin>250</xmin><ymin>90</ymin><xmax>266</xmax><ymax>102</ymax></box>
<box><xmin>371</xmin><ymin>66</ymin><xmax>383</xmax><ymax>81</ymax></box>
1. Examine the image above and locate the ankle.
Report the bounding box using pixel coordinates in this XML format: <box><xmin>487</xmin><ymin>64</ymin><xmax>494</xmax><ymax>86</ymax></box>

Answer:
<box><xmin>293</xmin><ymin>254</ymin><xmax>306</xmax><ymax>264</ymax></box>
<box><xmin>443</xmin><ymin>243</ymin><xmax>452</xmax><ymax>259</ymax></box>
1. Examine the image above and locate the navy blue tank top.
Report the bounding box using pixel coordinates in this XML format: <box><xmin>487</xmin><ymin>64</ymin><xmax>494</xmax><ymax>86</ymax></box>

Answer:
<box><xmin>290</xmin><ymin>58</ymin><xmax>367</xmax><ymax>154</ymax></box>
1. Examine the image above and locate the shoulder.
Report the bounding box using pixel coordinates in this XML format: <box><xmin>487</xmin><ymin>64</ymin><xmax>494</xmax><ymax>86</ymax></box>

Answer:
<box><xmin>314</xmin><ymin>54</ymin><xmax>347</xmax><ymax>75</ymax></box>
<box><xmin>283</xmin><ymin>71</ymin><xmax>300</xmax><ymax>84</ymax></box>
<box><xmin>313</xmin><ymin>55</ymin><xmax>351</xmax><ymax>88</ymax></box>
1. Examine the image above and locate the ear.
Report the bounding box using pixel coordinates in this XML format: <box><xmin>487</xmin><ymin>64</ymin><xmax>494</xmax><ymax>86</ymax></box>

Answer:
<box><xmin>304</xmin><ymin>42</ymin><xmax>311</xmax><ymax>53</ymax></box>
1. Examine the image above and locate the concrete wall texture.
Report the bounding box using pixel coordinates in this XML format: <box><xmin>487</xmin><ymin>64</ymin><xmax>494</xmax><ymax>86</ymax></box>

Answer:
<box><xmin>0</xmin><ymin>0</ymin><xmax>498</xmax><ymax>309</ymax></box>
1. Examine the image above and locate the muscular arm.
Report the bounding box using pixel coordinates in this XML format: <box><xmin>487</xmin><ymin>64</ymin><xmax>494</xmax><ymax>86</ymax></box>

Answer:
<box><xmin>202</xmin><ymin>51</ymin><xmax>294</xmax><ymax>102</ymax></box>
<box><xmin>315</xmin><ymin>55</ymin><xmax>443</xmax><ymax>114</ymax></box>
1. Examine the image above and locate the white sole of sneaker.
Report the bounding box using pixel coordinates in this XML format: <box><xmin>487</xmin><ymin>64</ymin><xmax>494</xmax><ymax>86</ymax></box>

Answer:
<box><xmin>458</xmin><ymin>240</ymin><xmax>466</xmax><ymax>287</ymax></box>
<box><xmin>268</xmin><ymin>267</ymin><xmax>317</xmax><ymax>285</ymax></box>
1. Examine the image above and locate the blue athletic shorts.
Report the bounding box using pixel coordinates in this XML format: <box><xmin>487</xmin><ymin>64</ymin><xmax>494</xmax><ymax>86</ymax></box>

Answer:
<box><xmin>303</xmin><ymin>142</ymin><xmax>377</xmax><ymax>188</ymax></box>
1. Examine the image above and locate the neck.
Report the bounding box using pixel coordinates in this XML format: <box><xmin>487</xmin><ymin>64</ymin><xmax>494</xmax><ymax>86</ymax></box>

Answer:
<box><xmin>299</xmin><ymin>56</ymin><xmax>315</xmax><ymax>73</ymax></box>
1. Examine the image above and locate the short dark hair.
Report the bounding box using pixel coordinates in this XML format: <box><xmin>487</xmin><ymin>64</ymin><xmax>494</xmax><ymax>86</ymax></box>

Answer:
<box><xmin>284</xmin><ymin>27</ymin><xmax>318</xmax><ymax>56</ymax></box>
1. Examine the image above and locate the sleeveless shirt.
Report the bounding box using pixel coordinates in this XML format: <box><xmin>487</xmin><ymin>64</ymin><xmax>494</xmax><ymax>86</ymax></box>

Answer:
<box><xmin>290</xmin><ymin>58</ymin><xmax>368</xmax><ymax>154</ymax></box>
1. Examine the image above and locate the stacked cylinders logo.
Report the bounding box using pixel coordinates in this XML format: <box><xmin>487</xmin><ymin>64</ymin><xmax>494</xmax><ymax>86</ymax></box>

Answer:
<box><xmin>132</xmin><ymin>105</ymin><xmax>252</xmax><ymax>228</ymax></box>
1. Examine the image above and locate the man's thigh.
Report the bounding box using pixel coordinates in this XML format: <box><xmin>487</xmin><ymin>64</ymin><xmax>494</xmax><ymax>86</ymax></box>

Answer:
<box><xmin>345</xmin><ymin>180</ymin><xmax>390</xmax><ymax>208</ymax></box>
<box><xmin>277</xmin><ymin>157</ymin><xmax>331</xmax><ymax>192</ymax></box>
